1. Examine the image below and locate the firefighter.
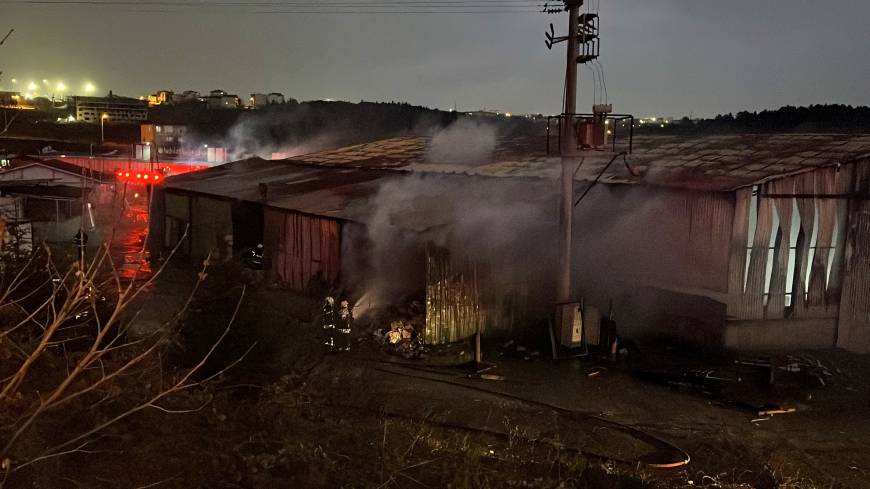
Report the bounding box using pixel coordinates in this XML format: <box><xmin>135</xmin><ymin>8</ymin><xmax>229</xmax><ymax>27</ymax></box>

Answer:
<box><xmin>321</xmin><ymin>296</ymin><xmax>337</xmax><ymax>352</ymax></box>
<box><xmin>73</xmin><ymin>229</ymin><xmax>88</xmax><ymax>264</ymax></box>
<box><xmin>336</xmin><ymin>300</ymin><xmax>353</xmax><ymax>352</ymax></box>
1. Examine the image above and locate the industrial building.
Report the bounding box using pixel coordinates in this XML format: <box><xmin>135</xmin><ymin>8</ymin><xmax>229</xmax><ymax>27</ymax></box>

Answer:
<box><xmin>149</xmin><ymin>133</ymin><xmax>870</xmax><ymax>353</ymax></box>
<box><xmin>0</xmin><ymin>158</ymin><xmax>114</xmax><ymax>245</ymax></box>
<box><xmin>74</xmin><ymin>93</ymin><xmax>148</xmax><ymax>123</ymax></box>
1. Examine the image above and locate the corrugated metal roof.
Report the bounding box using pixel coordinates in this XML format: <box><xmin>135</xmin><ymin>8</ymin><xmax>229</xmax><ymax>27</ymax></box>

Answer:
<box><xmin>3</xmin><ymin>157</ymin><xmax>115</xmax><ymax>182</ymax></box>
<box><xmin>164</xmin><ymin>133</ymin><xmax>870</xmax><ymax>218</ymax></box>
<box><xmin>163</xmin><ymin>157</ymin><xmax>555</xmax><ymax>223</ymax></box>
<box><xmin>163</xmin><ymin>158</ymin><xmax>393</xmax><ymax>220</ymax></box>
<box><xmin>283</xmin><ymin>133</ymin><xmax>870</xmax><ymax>191</ymax></box>
<box><xmin>625</xmin><ymin>133</ymin><xmax>870</xmax><ymax>190</ymax></box>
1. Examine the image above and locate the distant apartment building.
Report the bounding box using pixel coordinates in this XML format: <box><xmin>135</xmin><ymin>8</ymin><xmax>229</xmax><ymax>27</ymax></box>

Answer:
<box><xmin>141</xmin><ymin>123</ymin><xmax>190</xmax><ymax>156</ymax></box>
<box><xmin>172</xmin><ymin>90</ymin><xmax>201</xmax><ymax>104</ymax></box>
<box><xmin>74</xmin><ymin>92</ymin><xmax>148</xmax><ymax>123</ymax></box>
<box><xmin>249</xmin><ymin>93</ymin><xmax>268</xmax><ymax>108</ymax></box>
<box><xmin>147</xmin><ymin>90</ymin><xmax>174</xmax><ymax>106</ymax></box>
<box><xmin>204</xmin><ymin>89</ymin><xmax>240</xmax><ymax>109</ymax></box>
<box><xmin>249</xmin><ymin>92</ymin><xmax>286</xmax><ymax>109</ymax></box>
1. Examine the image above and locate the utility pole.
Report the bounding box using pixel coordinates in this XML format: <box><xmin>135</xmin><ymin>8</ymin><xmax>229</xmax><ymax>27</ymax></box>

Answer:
<box><xmin>557</xmin><ymin>0</ymin><xmax>582</xmax><ymax>308</ymax></box>
<box><xmin>545</xmin><ymin>0</ymin><xmax>610</xmax><ymax>347</ymax></box>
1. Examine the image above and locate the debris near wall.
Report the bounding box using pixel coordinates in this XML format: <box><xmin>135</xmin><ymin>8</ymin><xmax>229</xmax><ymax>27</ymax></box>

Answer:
<box><xmin>372</xmin><ymin>319</ymin><xmax>428</xmax><ymax>359</ymax></box>
<box><xmin>424</xmin><ymin>249</ymin><xmax>486</xmax><ymax>345</ymax></box>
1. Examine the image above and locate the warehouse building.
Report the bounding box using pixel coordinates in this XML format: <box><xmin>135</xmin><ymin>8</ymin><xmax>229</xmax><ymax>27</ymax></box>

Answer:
<box><xmin>149</xmin><ymin>134</ymin><xmax>870</xmax><ymax>352</ymax></box>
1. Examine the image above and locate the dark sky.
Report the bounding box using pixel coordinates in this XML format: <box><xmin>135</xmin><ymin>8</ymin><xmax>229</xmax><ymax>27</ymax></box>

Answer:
<box><xmin>2</xmin><ymin>0</ymin><xmax>869</xmax><ymax>117</ymax></box>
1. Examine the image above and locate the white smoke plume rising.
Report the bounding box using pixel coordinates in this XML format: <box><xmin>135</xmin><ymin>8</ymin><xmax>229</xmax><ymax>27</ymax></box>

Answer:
<box><xmin>426</xmin><ymin>118</ymin><xmax>497</xmax><ymax>164</ymax></box>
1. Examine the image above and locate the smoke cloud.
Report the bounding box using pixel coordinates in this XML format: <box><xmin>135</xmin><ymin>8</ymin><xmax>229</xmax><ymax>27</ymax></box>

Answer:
<box><xmin>425</xmin><ymin>118</ymin><xmax>497</xmax><ymax>164</ymax></box>
<box><xmin>346</xmin><ymin>126</ymin><xmax>731</xmax><ymax>342</ymax></box>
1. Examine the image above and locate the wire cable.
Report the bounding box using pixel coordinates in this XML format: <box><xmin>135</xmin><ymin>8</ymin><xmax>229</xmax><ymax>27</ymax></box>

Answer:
<box><xmin>6</xmin><ymin>0</ymin><xmax>545</xmax><ymax>9</ymax></box>
<box><xmin>594</xmin><ymin>59</ymin><xmax>608</xmax><ymax>104</ymax></box>
<box><xmin>574</xmin><ymin>152</ymin><xmax>627</xmax><ymax>207</ymax></box>
<box><xmin>6</xmin><ymin>1</ymin><xmax>550</xmax><ymax>16</ymax></box>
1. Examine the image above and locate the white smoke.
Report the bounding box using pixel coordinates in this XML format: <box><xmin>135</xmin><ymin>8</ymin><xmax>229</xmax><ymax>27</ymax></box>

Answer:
<box><xmin>426</xmin><ymin>118</ymin><xmax>497</xmax><ymax>165</ymax></box>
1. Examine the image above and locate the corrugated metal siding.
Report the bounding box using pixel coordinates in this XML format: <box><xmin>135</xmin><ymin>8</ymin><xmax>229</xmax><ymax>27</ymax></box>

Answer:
<box><xmin>685</xmin><ymin>191</ymin><xmax>735</xmax><ymax>292</ymax></box>
<box><xmin>727</xmin><ymin>188</ymin><xmax>752</xmax><ymax>318</ymax></box>
<box><xmin>837</xmin><ymin>160</ymin><xmax>870</xmax><ymax>352</ymax></box>
<box><xmin>165</xmin><ymin>192</ymin><xmax>190</xmax><ymax>220</ymax></box>
<box><xmin>767</xmin><ymin>179</ymin><xmax>794</xmax><ymax>319</ymax></box>
<box><xmin>264</xmin><ymin>208</ymin><xmax>341</xmax><ymax>291</ymax></box>
<box><xmin>190</xmin><ymin>196</ymin><xmax>232</xmax><ymax>259</ymax></box>
<box><xmin>425</xmin><ymin>249</ymin><xmax>486</xmax><ymax>345</ymax></box>
<box><xmin>727</xmin><ymin>165</ymin><xmax>854</xmax><ymax>326</ymax></box>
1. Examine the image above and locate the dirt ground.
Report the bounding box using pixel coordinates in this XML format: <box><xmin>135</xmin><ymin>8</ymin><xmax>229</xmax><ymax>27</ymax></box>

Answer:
<box><xmin>8</xmin><ymin>262</ymin><xmax>870</xmax><ymax>489</ymax></box>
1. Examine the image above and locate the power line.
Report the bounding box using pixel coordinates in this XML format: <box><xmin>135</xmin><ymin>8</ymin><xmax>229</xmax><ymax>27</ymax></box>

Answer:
<box><xmin>6</xmin><ymin>0</ymin><xmax>545</xmax><ymax>7</ymax></box>
<box><xmin>8</xmin><ymin>0</ymin><xmax>544</xmax><ymax>3</ymax></box>
<box><xmin>6</xmin><ymin>1</ymin><xmax>546</xmax><ymax>13</ymax></box>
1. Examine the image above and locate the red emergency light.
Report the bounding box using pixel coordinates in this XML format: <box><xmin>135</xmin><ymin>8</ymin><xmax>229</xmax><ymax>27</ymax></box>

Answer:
<box><xmin>115</xmin><ymin>171</ymin><xmax>163</xmax><ymax>184</ymax></box>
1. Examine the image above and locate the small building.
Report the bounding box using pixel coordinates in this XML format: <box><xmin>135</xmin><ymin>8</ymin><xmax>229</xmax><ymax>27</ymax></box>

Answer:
<box><xmin>171</xmin><ymin>90</ymin><xmax>201</xmax><ymax>104</ymax></box>
<box><xmin>141</xmin><ymin>124</ymin><xmax>190</xmax><ymax>156</ymax></box>
<box><xmin>249</xmin><ymin>93</ymin><xmax>268</xmax><ymax>108</ymax></box>
<box><xmin>0</xmin><ymin>158</ymin><xmax>114</xmax><ymax>242</ymax></box>
<box><xmin>149</xmin><ymin>133</ymin><xmax>870</xmax><ymax>353</ymax></box>
<box><xmin>74</xmin><ymin>92</ymin><xmax>148</xmax><ymax>123</ymax></box>
<box><xmin>267</xmin><ymin>93</ymin><xmax>285</xmax><ymax>105</ymax></box>
<box><xmin>147</xmin><ymin>90</ymin><xmax>174</xmax><ymax>106</ymax></box>
<box><xmin>204</xmin><ymin>89</ymin><xmax>241</xmax><ymax>110</ymax></box>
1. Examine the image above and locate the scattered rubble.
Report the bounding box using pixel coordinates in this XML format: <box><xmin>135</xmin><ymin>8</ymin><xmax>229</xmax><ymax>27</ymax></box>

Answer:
<box><xmin>372</xmin><ymin>319</ymin><xmax>428</xmax><ymax>359</ymax></box>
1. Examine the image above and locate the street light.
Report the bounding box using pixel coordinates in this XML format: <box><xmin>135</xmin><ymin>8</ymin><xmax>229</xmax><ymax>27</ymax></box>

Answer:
<box><xmin>100</xmin><ymin>113</ymin><xmax>109</xmax><ymax>142</ymax></box>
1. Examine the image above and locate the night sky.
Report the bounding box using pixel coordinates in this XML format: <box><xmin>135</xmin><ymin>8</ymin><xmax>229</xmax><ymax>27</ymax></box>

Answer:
<box><xmin>2</xmin><ymin>0</ymin><xmax>869</xmax><ymax>117</ymax></box>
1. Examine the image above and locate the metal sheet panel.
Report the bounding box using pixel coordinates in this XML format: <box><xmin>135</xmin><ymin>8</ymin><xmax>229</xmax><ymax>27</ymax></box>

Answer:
<box><xmin>190</xmin><ymin>196</ymin><xmax>232</xmax><ymax>260</ymax></box>
<box><xmin>165</xmin><ymin>192</ymin><xmax>190</xmax><ymax>220</ymax></box>
<box><xmin>837</xmin><ymin>161</ymin><xmax>870</xmax><ymax>352</ymax></box>
<box><xmin>266</xmin><ymin>208</ymin><xmax>341</xmax><ymax>291</ymax></box>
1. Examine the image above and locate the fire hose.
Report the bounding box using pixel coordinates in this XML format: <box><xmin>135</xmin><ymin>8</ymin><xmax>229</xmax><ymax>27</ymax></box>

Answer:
<box><xmin>341</xmin><ymin>357</ymin><xmax>690</xmax><ymax>469</ymax></box>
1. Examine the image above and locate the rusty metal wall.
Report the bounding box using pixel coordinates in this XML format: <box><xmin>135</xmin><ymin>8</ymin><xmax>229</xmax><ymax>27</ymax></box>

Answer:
<box><xmin>264</xmin><ymin>208</ymin><xmax>341</xmax><ymax>291</ymax></box>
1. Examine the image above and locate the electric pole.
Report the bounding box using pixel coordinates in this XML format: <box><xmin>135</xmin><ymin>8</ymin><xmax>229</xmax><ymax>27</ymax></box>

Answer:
<box><xmin>557</xmin><ymin>0</ymin><xmax>581</xmax><ymax>308</ymax></box>
<box><xmin>545</xmin><ymin>0</ymin><xmax>610</xmax><ymax>347</ymax></box>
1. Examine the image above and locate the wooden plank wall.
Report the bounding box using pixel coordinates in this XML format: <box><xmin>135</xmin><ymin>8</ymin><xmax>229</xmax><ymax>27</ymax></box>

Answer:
<box><xmin>264</xmin><ymin>208</ymin><xmax>341</xmax><ymax>291</ymax></box>
<box><xmin>837</xmin><ymin>161</ymin><xmax>870</xmax><ymax>352</ymax></box>
<box><xmin>727</xmin><ymin>166</ymin><xmax>852</xmax><ymax>323</ymax></box>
